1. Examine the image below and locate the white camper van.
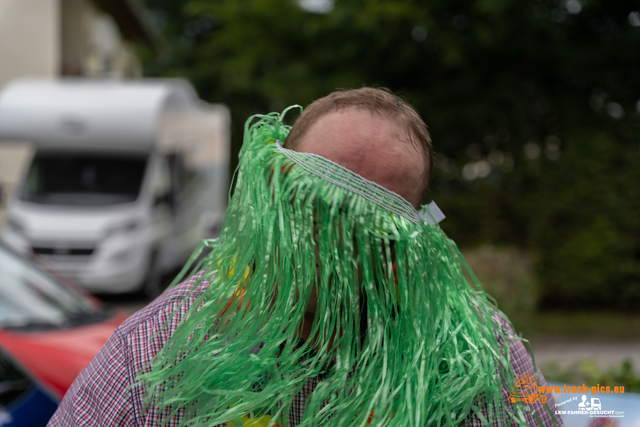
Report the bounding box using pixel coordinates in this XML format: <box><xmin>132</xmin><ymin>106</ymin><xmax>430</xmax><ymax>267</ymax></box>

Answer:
<box><xmin>0</xmin><ymin>79</ymin><xmax>230</xmax><ymax>296</ymax></box>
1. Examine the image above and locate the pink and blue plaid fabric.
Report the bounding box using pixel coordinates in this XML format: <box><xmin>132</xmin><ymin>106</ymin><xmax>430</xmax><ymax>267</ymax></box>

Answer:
<box><xmin>49</xmin><ymin>274</ymin><xmax>561</xmax><ymax>426</ymax></box>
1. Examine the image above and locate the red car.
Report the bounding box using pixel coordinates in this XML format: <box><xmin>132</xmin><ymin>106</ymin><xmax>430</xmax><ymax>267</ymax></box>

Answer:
<box><xmin>0</xmin><ymin>243</ymin><xmax>128</xmax><ymax>423</ymax></box>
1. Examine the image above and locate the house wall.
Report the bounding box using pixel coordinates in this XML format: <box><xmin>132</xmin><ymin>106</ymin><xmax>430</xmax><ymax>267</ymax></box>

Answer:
<box><xmin>61</xmin><ymin>0</ymin><xmax>142</xmax><ymax>78</ymax></box>
<box><xmin>0</xmin><ymin>143</ymin><xmax>33</xmax><ymax>227</ymax></box>
<box><xmin>0</xmin><ymin>0</ymin><xmax>57</xmax><ymax>226</ymax></box>
<box><xmin>0</xmin><ymin>0</ymin><xmax>60</xmax><ymax>89</ymax></box>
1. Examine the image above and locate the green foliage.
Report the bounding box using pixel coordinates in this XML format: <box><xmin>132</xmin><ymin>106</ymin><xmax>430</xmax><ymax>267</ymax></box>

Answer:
<box><xmin>534</xmin><ymin>311</ymin><xmax>640</xmax><ymax>338</ymax></box>
<box><xmin>542</xmin><ymin>360</ymin><xmax>640</xmax><ymax>393</ymax></box>
<box><xmin>139</xmin><ymin>0</ymin><xmax>640</xmax><ymax>309</ymax></box>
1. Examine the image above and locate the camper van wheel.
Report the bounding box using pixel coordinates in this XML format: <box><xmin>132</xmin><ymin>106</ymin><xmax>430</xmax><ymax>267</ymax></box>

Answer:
<box><xmin>143</xmin><ymin>251</ymin><xmax>164</xmax><ymax>299</ymax></box>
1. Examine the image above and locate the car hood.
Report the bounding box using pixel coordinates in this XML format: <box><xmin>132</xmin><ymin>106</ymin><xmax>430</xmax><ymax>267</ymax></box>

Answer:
<box><xmin>0</xmin><ymin>311</ymin><xmax>128</xmax><ymax>398</ymax></box>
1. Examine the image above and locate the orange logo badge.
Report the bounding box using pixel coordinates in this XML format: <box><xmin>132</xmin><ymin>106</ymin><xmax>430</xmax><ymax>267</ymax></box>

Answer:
<box><xmin>509</xmin><ymin>374</ymin><xmax>547</xmax><ymax>405</ymax></box>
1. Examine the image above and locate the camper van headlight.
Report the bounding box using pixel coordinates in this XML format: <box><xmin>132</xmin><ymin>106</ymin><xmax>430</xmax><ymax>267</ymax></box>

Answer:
<box><xmin>111</xmin><ymin>248</ymin><xmax>135</xmax><ymax>263</ymax></box>
<box><xmin>104</xmin><ymin>218</ymin><xmax>147</xmax><ymax>238</ymax></box>
<box><xmin>7</xmin><ymin>218</ymin><xmax>25</xmax><ymax>235</ymax></box>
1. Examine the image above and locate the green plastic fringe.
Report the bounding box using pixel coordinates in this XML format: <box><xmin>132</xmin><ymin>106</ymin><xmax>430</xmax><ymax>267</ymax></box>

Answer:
<box><xmin>137</xmin><ymin>107</ymin><xmax>538</xmax><ymax>426</ymax></box>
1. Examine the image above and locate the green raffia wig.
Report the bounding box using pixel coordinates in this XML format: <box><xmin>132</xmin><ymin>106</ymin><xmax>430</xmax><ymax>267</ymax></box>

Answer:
<box><xmin>138</xmin><ymin>107</ymin><xmax>535</xmax><ymax>426</ymax></box>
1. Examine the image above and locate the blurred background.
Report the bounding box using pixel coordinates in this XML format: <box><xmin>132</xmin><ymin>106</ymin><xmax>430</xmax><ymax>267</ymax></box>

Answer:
<box><xmin>0</xmin><ymin>0</ymin><xmax>639</xmax><ymax>424</ymax></box>
<box><xmin>136</xmin><ymin>0</ymin><xmax>640</xmax><ymax>376</ymax></box>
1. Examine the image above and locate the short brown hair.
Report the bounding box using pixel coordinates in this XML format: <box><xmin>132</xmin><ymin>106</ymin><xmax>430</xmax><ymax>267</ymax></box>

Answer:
<box><xmin>285</xmin><ymin>87</ymin><xmax>433</xmax><ymax>204</ymax></box>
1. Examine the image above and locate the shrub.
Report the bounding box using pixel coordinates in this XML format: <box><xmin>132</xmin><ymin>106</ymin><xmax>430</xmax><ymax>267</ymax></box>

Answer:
<box><xmin>462</xmin><ymin>245</ymin><xmax>537</xmax><ymax>336</ymax></box>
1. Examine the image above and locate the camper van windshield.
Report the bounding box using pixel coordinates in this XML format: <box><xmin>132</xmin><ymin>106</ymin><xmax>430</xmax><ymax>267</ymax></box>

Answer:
<box><xmin>21</xmin><ymin>153</ymin><xmax>148</xmax><ymax>206</ymax></box>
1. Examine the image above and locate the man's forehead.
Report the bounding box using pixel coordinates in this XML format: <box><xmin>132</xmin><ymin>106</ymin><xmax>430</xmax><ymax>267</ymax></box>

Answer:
<box><xmin>293</xmin><ymin>107</ymin><xmax>425</xmax><ymax>207</ymax></box>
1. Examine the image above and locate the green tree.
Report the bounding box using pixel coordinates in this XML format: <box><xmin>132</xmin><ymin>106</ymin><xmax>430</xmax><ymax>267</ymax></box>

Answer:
<box><xmin>139</xmin><ymin>0</ymin><xmax>640</xmax><ymax>309</ymax></box>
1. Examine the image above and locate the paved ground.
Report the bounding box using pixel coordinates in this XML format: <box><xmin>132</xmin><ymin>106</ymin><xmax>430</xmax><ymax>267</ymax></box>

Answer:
<box><xmin>98</xmin><ymin>272</ymin><xmax>175</xmax><ymax>316</ymax></box>
<box><xmin>530</xmin><ymin>336</ymin><xmax>640</xmax><ymax>372</ymax></box>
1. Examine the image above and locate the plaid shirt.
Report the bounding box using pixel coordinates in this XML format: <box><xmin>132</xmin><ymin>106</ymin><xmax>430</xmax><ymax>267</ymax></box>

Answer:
<box><xmin>49</xmin><ymin>274</ymin><xmax>561</xmax><ymax>426</ymax></box>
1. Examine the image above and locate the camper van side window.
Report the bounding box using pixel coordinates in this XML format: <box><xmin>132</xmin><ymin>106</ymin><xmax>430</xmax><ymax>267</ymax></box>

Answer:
<box><xmin>23</xmin><ymin>163</ymin><xmax>40</xmax><ymax>197</ymax></box>
<box><xmin>153</xmin><ymin>157</ymin><xmax>173</xmax><ymax>206</ymax></box>
<box><xmin>167</xmin><ymin>153</ymin><xmax>185</xmax><ymax>196</ymax></box>
<box><xmin>167</xmin><ymin>152</ymin><xmax>199</xmax><ymax>194</ymax></box>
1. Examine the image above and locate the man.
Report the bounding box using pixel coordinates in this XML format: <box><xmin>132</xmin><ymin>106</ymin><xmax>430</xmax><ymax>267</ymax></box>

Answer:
<box><xmin>49</xmin><ymin>88</ymin><xmax>560</xmax><ymax>426</ymax></box>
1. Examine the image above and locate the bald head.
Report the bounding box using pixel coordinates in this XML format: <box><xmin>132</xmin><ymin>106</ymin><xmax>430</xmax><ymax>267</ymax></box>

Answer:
<box><xmin>294</xmin><ymin>107</ymin><xmax>426</xmax><ymax>208</ymax></box>
<box><xmin>285</xmin><ymin>88</ymin><xmax>433</xmax><ymax>208</ymax></box>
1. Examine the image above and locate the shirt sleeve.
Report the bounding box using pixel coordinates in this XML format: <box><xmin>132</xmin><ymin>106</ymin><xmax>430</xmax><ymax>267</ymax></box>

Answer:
<box><xmin>47</xmin><ymin>275</ymin><xmax>210</xmax><ymax>427</ymax></box>
<box><xmin>47</xmin><ymin>327</ymin><xmax>138</xmax><ymax>427</ymax></box>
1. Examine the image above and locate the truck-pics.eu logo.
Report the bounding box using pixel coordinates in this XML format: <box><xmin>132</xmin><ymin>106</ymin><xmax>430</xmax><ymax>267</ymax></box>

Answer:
<box><xmin>512</xmin><ymin>374</ymin><xmax>626</xmax><ymax>419</ymax></box>
<box><xmin>509</xmin><ymin>375</ymin><xmax>547</xmax><ymax>404</ymax></box>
